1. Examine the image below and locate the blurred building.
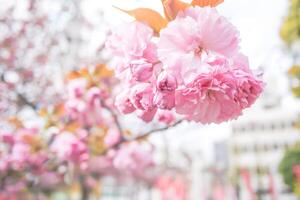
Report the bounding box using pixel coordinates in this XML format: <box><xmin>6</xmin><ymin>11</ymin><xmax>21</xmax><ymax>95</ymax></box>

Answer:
<box><xmin>229</xmin><ymin>106</ymin><xmax>300</xmax><ymax>200</ymax></box>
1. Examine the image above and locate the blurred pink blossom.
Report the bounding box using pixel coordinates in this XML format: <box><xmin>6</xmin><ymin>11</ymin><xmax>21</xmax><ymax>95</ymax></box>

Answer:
<box><xmin>113</xmin><ymin>142</ymin><xmax>153</xmax><ymax>172</ymax></box>
<box><xmin>51</xmin><ymin>132</ymin><xmax>88</xmax><ymax>165</ymax></box>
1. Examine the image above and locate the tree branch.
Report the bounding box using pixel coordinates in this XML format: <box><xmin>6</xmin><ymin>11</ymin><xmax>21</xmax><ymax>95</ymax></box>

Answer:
<box><xmin>1</xmin><ymin>73</ymin><xmax>37</xmax><ymax>110</ymax></box>
<box><xmin>129</xmin><ymin>119</ymin><xmax>184</xmax><ymax>142</ymax></box>
<box><xmin>103</xmin><ymin>119</ymin><xmax>184</xmax><ymax>154</ymax></box>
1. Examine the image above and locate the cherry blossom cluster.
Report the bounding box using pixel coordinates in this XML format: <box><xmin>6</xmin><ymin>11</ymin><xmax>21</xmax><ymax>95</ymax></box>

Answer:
<box><xmin>0</xmin><ymin>65</ymin><xmax>155</xmax><ymax>199</ymax></box>
<box><xmin>0</xmin><ymin>0</ymin><xmax>108</xmax><ymax>120</ymax></box>
<box><xmin>65</xmin><ymin>78</ymin><xmax>107</xmax><ymax>127</ymax></box>
<box><xmin>0</xmin><ymin>126</ymin><xmax>154</xmax><ymax>199</ymax></box>
<box><xmin>0</xmin><ymin>128</ymin><xmax>60</xmax><ymax>199</ymax></box>
<box><xmin>107</xmin><ymin>6</ymin><xmax>263</xmax><ymax>124</ymax></box>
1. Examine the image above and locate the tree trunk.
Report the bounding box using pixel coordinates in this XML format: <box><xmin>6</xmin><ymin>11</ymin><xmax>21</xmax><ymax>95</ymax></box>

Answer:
<box><xmin>80</xmin><ymin>176</ymin><xmax>89</xmax><ymax>200</ymax></box>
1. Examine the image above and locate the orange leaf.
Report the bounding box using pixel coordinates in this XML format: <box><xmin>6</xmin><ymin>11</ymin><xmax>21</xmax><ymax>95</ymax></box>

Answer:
<box><xmin>79</xmin><ymin>68</ymin><xmax>91</xmax><ymax>79</ymax></box>
<box><xmin>53</xmin><ymin>104</ymin><xmax>65</xmax><ymax>117</ymax></box>
<box><xmin>67</xmin><ymin>71</ymin><xmax>81</xmax><ymax>80</ymax></box>
<box><xmin>8</xmin><ymin>117</ymin><xmax>23</xmax><ymax>128</ymax></box>
<box><xmin>94</xmin><ymin>64</ymin><xmax>114</xmax><ymax>78</ymax></box>
<box><xmin>38</xmin><ymin>108</ymin><xmax>48</xmax><ymax>117</ymax></box>
<box><xmin>114</xmin><ymin>6</ymin><xmax>167</xmax><ymax>34</ymax></box>
<box><xmin>161</xmin><ymin>0</ymin><xmax>189</xmax><ymax>21</ymax></box>
<box><xmin>191</xmin><ymin>0</ymin><xmax>224</xmax><ymax>7</ymax></box>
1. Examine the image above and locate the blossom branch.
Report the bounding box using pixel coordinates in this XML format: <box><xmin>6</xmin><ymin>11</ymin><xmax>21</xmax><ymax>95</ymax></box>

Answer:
<box><xmin>103</xmin><ymin>119</ymin><xmax>184</xmax><ymax>154</ymax></box>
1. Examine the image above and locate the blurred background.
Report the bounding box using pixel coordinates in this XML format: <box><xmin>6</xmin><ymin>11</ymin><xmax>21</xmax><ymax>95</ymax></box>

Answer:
<box><xmin>1</xmin><ymin>0</ymin><xmax>300</xmax><ymax>199</ymax></box>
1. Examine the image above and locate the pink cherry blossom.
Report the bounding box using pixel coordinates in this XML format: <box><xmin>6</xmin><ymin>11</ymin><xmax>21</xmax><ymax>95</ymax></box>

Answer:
<box><xmin>106</xmin><ymin>21</ymin><xmax>157</xmax><ymax>64</ymax></box>
<box><xmin>157</xmin><ymin>110</ymin><xmax>176</xmax><ymax>125</ymax></box>
<box><xmin>130</xmin><ymin>59</ymin><xmax>153</xmax><ymax>82</ymax></box>
<box><xmin>115</xmin><ymin>90</ymin><xmax>136</xmax><ymax>114</ymax></box>
<box><xmin>175</xmin><ymin>67</ymin><xmax>263</xmax><ymax>123</ymax></box>
<box><xmin>51</xmin><ymin>132</ymin><xmax>88</xmax><ymax>164</ymax></box>
<box><xmin>104</xmin><ymin>128</ymin><xmax>121</xmax><ymax>148</ymax></box>
<box><xmin>137</xmin><ymin>108</ymin><xmax>158</xmax><ymax>123</ymax></box>
<box><xmin>65</xmin><ymin>82</ymin><xmax>104</xmax><ymax>126</ymax></box>
<box><xmin>107</xmin><ymin>5</ymin><xmax>263</xmax><ymax>124</ymax></box>
<box><xmin>0</xmin><ymin>132</ymin><xmax>15</xmax><ymax>146</ymax></box>
<box><xmin>86</xmin><ymin>87</ymin><xmax>102</xmax><ymax>106</ymax></box>
<box><xmin>158</xmin><ymin>7</ymin><xmax>239</xmax><ymax>81</ymax></box>
<box><xmin>129</xmin><ymin>83</ymin><xmax>155</xmax><ymax>111</ymax></box>
<box><xmin>233</xmin><ymin>69</ymin><xmax>264</xmax><ymax>109</ymax></box>
<box><xmin>153</xmin><ymin>91</ymin><xmax>175</xmax><ymax>110</ymax></box>
<box><xmin>156</xmin><ymin>72</ymin><xmax>177</xmax><ymax>92</ymax></box>
<box><xmin>67</xmin><ymin>78</ymin><xmax>87</xmax><ymax>99</ymax></box>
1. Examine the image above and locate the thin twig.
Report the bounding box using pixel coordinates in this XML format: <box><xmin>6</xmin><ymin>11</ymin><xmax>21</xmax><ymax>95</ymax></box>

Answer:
<box><xmin>100</xmin><ymin>100</ymin><xmax>122</xmax><ymax>133</ymax></box>
<box><xmin>128</xmin><ymin>119</ymin><xmax>184</xmax><ymax>142</ymax></box>
<box><xmin>17</xmin><ymin>93</ymin><xmax>36</xmax><ymax>109</ymax></box>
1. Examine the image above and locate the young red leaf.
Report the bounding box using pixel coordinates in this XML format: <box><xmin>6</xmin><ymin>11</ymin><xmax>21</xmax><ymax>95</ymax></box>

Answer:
<box><xmin>161</xmin><ymin>0</ymin><xmax>189</xmax><ymax>20</ymax></box>
<box><xmin>191</xmin><ymin>0</ymin><xmax>224</xmax><ymax>7</ymax></box>
<box><xmin>114</xmin><ymin>6</ymin><xmax>167</xmax><ymax>34</ymax></box>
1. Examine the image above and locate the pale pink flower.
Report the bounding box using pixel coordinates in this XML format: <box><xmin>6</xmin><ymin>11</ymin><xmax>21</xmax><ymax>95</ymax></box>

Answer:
<box><xmin>158</xmin><ymin>7</ymin><xmax>239</xmax><ymax>81</ymax></box>
<box><xmin>175</xmin><ymin>87</ymin><xmax>199</xmax><ymax>115</ymax></box>
<box><xmin>154</xmin><ymin>72</ymin><xmax>177</xmax><ymax>110</ymax></box>
<box><xmin>51</xmin><ymin>132</ymin><xmax>87</xmax><ymax>164</ymax></box>
<box><xmin>107</xmin><ymin>6</ymin><xmax>263</xmax><ymax>124</ymax></box>
<box><xmin>156</xmin><ymin>72</ymin><xmax>177</xmax><ymax>92</ymax></box>
<box><xmin>106</xmin><ymin>21</ymin><xmax>157</xmax><ymax>62</ymax></box>
<box><xmin>127</xmin><ymin>82</ymin><xmax>158</xmax><ymax>122</ymax></box>
<box><xmin>86</xmin><ymin>87</ymin><xmax>102</xmax><ymax>106</ymax></box>
<box><xmin>65</xmin><ymin>85</ymin><xmax>104</xmax><ymax>126</ymax></box>
<box><xmin>153</xmin><ymin>91</ymin><xmax>175</xmax><ymax>110</ymax></box>
<box><xmin>129</xmin><ymin>83</ymin><xmax>155</xmax><ymax>111</ymax></box>
<box><xmin>137</xmin><ymin>108</ymin><xmax>158</xmax><ymax>123</ymax></box>
<box><xmin>233</xmin><ymin>70</ymin><xmax>264</xmax><ymax>109</ymax></box>
<box><xmin>175</xmin><ymin>68</ymin><xmax>263</xmax><ymax>123</ymax></box>
<box><xmin>10</xmin><ymin>143</ymin><xmax>30</xmax><ymax>170</ymax></box>
<box><xmin>65</xmin><ymin>99</ymin><xmax>87</xmax><ymax>119</ymax></box>
<box><xmin>0</xmin><ymin>132</ymin><xmax>15</xmax><ymax>146</ymax></box>
<box><xmin>130</xmin><ymin>59</ymin><xmax>153</xmax><ymax>82</ymax></box>
<box><xmin>232</xmin><ymin>53</ymin><xmax>250</xmax><ymax>72</ymax></box>
<box><xmin>115</xmin><ymin>90</ymin><xmax>136</xmax><ymax>114</ymax></box>
<box><xmin>104</xmin><ymin>128</ymin><xmax>121</xmax><ymax>148</ymax></box>
<box><xmin>157</xmin><ymin>110</ymin><xmax>176</xmax><ymax>125</ymax></box>
<box><xmin>67</xmin><ymin>78</ymin><xmax>87</xmax><ymax>99</ymax></box>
